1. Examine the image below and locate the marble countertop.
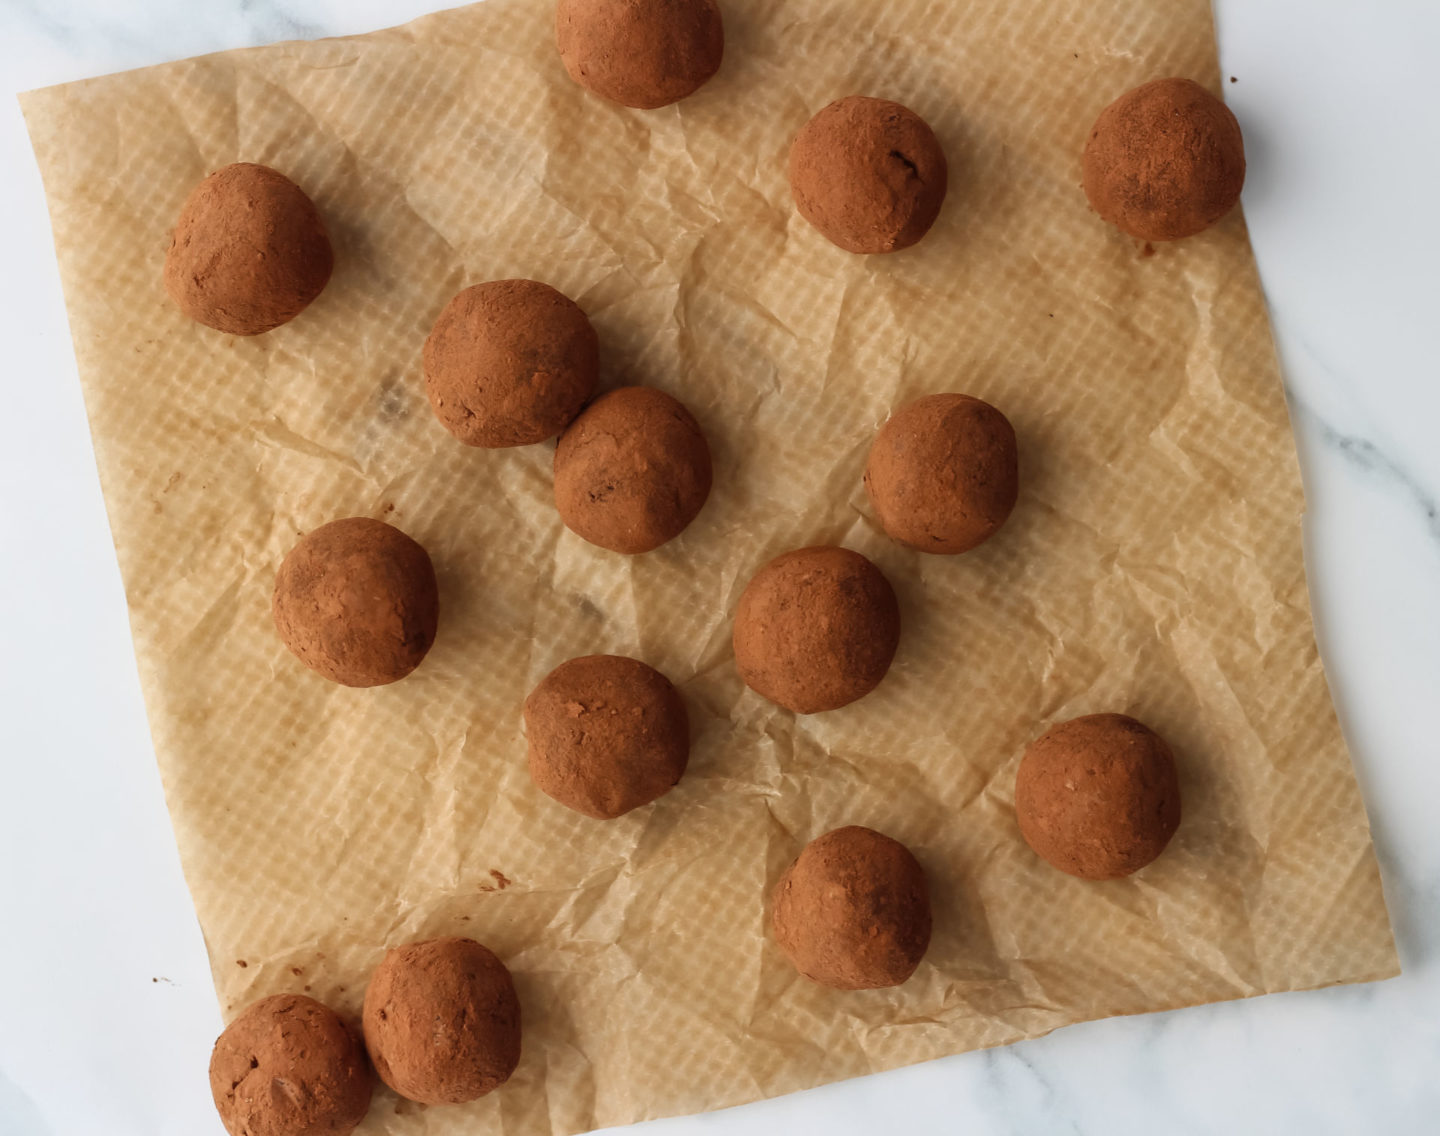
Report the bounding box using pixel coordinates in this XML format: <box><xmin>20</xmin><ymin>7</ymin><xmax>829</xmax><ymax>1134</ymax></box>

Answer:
<box><xmin>2</xmin><ymin>1</ymin><xmax>1437</xmax><ymax>1133</ymax></box>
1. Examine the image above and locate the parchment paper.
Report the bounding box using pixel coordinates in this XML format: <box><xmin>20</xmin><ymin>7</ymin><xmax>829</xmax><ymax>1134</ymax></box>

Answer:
<box><xmin>21</xmin><ymin>0</ymin><xmax>1397</xmax><ymax>1131</ymax></box>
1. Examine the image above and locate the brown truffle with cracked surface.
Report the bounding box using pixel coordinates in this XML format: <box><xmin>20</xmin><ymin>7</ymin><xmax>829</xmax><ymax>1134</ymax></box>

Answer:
<box><xmin>553</xmin><ymin>386</ymin><xmax>712</xmax><ymax>553</ymax></box>
<box><xmin>1082</xmin><ymin>78</ymin><xmax>1246</xmax><ymax>241</ymax></box>
<box><xmin>772</xmin><ymin>826</ymin><xmax>931</xmax><ymax>990</ymax></box>
<box><xmin>555</xmin><ymin>0</ymin><xmax>724</xmax><ymax>109</ymax></box>
<box><xmin>1016</xmin><ymin>713</ymin><xmax>1182</xmax><ymax>880</ymax></box>
<box><xmin>732</xmin><ymin>546</ymin><xmax>900</xmax><ymax>714</ymax></box>
<box><xmin>362</xmin><ymin>938</ymin><xmax>521</xmax><ymax>1106</ymax></box>
<box><xmin>164</xmin><ymin>163</ymin><xmax>333</xmax><ymax>336</ymax></box>
<box><xmin>524</xmin><ymin>654</ymin><xmax>689</xmax><ymax>818</ymax></box>
<box><xmin>424</xmin><ymin>279</ymin><xmax>598</xmax><ymax>448</ymax></box>
<box><xmin>865</xmin><ymin>393</ymin><xmax>1018</xmax><ymax>554</ymax></box>
<box><xmin>789</xmin><ymin>96</ymin><xmax>948</xmax><ymax>254</ymax></box>
<box><xmin>272</xmin><ymin>518</ymin><xmax>439</xmax><ymax>687</ymax></box>
<box><xmin>209</xmin><ymin>993</ymin><xmax>372</xmax><ymax>1136</ymax></box>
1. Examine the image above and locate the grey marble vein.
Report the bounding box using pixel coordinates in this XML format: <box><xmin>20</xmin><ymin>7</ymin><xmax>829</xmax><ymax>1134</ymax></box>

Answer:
<box><xmin>1297</xmin><ymin>398</ymin><xmax>1440</xmax><ymax>547</ymax></box>
<box><xmin>0</xmin><ymin>1066</ymin><xmax>52</xmax><ymax>1136</ymax></box>
<box><xmin>237</xmin><ymin>0</ymin><xmax>324</xmax><ymax>43</ymax></box>
<box><xmin>1</xmin><ymin>0</ymin><xmax>167</xmax><ymax>56</ymax></box>
<box><xmin>981</xmin><ymin>1047</ymin><xmax>1086</xmax><ymax>1136</ymax></box>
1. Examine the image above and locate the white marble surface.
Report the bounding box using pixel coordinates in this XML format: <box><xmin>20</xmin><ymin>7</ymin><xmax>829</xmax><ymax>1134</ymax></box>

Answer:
<box><xmin>2</xmin><ymin>1</ymin><xmax>1438</xmax><ymax>1132</ymax></box>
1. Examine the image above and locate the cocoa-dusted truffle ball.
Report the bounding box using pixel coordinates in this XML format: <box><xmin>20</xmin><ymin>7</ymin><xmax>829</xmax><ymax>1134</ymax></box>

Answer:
<box><xmin>424</xmin><ymin>279</ymin><xmax>598</xmax><ymax>448</ymax></box>
<box><xmin>553</xmin><ymin>386</ymin><xmax>712</xmax><ymax>554</ymax></box>
<box><xmin>772</xmin><ymin>826</ymin><xmax>931</xmax><ymax>990</ymax></box>
<box><xmin>733</xmin><ymin>546</ymin><xmax>900</xmax><ymax>713</ymax></box>
<box><xmin>555</xmin><ymin>0</ymin><xmax>724</xmax><ymax>109</ymax></box>
<box><xmin>164</xmin><ymin>163</ymin><xmax>333</xmax><ymax>336</ymax></box>
<box><xmin>524</xmin><ymin>654</ymin><xmax>689</xmax><ymax>819</ymax></box>
<box><xmin>362</xmin><ymin>938</ymin><xmax>521</xmax><ymax>1106</ymax></box>
<box><xmin>789</xmin><ymin>96</ymin><xmax>948</xmax><ymax>254</ymax></box>
<box><xmin>1082</xmin><ymin>78</ymin><xmax>1246</xmax><ymax>241</ymax></box>
<box><xmin>272</xmin><ymin>517</ymin><xmax>439</xmax><ymax>688</ymax></box>
<box><xmin>209</xmin><ymin>993</ymin><xmax>372</xmax><ymax>1136</ymax></box>
<box><xmin>1016</xmin><ymin>713</ymin><xmax>1182</xmax><ymax>880</ymax></box>
<box><xmin>865</xmin><ymin>393</ymin><xmax>1018</xmax><ymax>554</ymax></box>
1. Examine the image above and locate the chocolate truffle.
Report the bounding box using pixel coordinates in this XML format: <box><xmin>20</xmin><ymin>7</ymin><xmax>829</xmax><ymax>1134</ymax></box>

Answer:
<box><xmin>1082</xmin><ymin>78</ymin><xmax>1246</xmax><ymax>241</ymax></box>
<box><xmin>1015</xmin><ymin>713</ymin><xmax>1182</xmax><ymax>880</ymax></box>
<box><xmin>555</xmin><ymin>0</ymin><xmax>724</xmax><ymax>109</ymax></box>
<box><xmin>362</xmin><ymin>938</ymin><xmax>521</xmax><ymax>1106</ymax></box>
<box><xmin>164</xmin><ymin>163</ymin><xmax>333</xmax><ymax>336</ymax></box>
<box><xmin>865</xmin><ymin>393</ymin><xmax>1019</xmax><ymax>554</ymax></box>
<box><xmin>272</xmin><ymin>517</ymin><xmax>439</xmax><ymax>687</ymax></box>
<box><xmin>553</xmin><ymin>386</ymin><xmax>712</xmax><ymax>553</ymax></box>
<box><xmin>789</xmin><ymin>96</ymin><xmax>948</xmax><ymax>254</ymax></box>
<box><xmin>732</xmin><ymin>546</ymin><xmax>900</xmax><ymax>714</ymax></box>
<box><xmin>772</xmin><ymin>826</ymin><xmax>931</xmax><ymax>990</ymax></box>
<box><xmin>524</xmin><ymin>654</ymin><xmax>689</xmax><ymax>818</ymax></box>
<box><xmin>424</xmin><ymin>279</ymin><xmax>598</xmax><ymax>448</ymax></box>
<box><xmin>209</xmin><ymin>993</ymin><xmax>372</xmax><ymax>1136</ymax></box>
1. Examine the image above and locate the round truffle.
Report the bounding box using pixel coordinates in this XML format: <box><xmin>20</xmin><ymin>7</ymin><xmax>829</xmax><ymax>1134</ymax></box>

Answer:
<box><xmin>209</xmin><ymin>993</ymin><xmax>372</xmax><ymax>1136</ymax></box>
<box><xmin>272</xmin><ymin>517</ymin><xmax>439</xmax><ymax>688</ymax></box>
<box><xmin>1015</xmin><ymin>713</ymin><xmax>1182</xmax><ymax>880</ymax></box>
<box><xmin>865</xmin><ymin>393</ymin><xmax>1019</xmax><ymax>554</ymax></box>
<box><xmin>524</xmin><ymin>654</ymin><xmax>689</xmax><ymax>819</ymax></box>
<box><xmin>553</xmin><ymin>386</ymin><xmax>712</xmax><ymax>553</ymax></box>
<box><xmin>555</xmin><ymin>0</ymin><xmax>724</xmax><ymax>109</ymax></box>
<box><xmin>164</xmin><ymin>163</ymin><xmax>333</xmax><ymax>336</ymax></box>
<box><xmin>732</xmin><ymin>546</ymin><xmax>900</xmax><ymax>714</ymax></box>
<box><xmin>424</xmin><ymin>279</ymin><xmax>599</xmax><ymax>448</ymax></box>
<box><xmin>772</xmin><ymin>826</ymin><xmax>931</xmax><ymax>990</ymax></box>
<box><xmin>1082</xmin><ymin>77</ymin><xmax>1246</xmax><ymax>241</ymax></box>
<box><xmin>362</xmin><ymin>938</ymin><xmax>521</xmax><ymax>1106</ymax></box>
<box><xmin>788</xmin><ymin>96</ymin><xmax>948</xmax><ymax>254</ymax></box>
